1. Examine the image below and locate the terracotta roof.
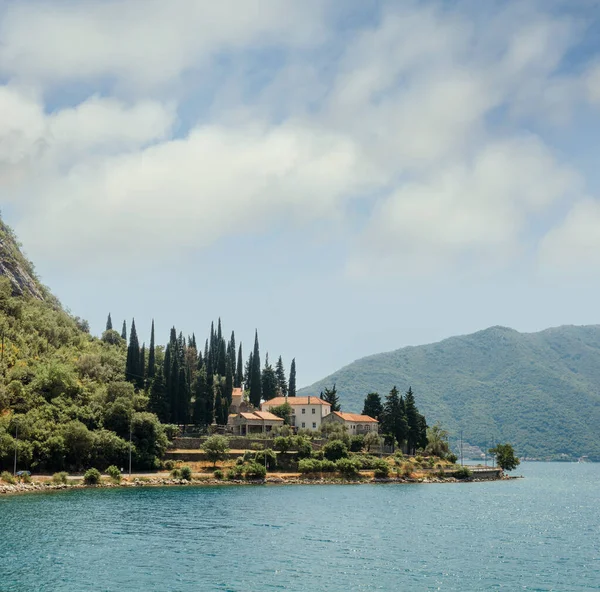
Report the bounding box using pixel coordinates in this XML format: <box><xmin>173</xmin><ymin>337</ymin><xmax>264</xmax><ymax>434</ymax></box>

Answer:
<box><xmin>238</xmin><ymin>411</ymin><xmax>283</xmax><ymax>422</ymax></box>
<box><xmin>253</xmin><ymin>411</ymin><xmax>284</xmax><ymax>421</ymax></box>
<box><xmin>231</xmin><ymin>387</ymin><xmax>244</xmax><ymax>399</ymax></box>
<box><xmin>262</xmin><ymin>396</ymin><xmax>331</xmax><ymax>408</ymax></box>
<box><xmin>331</xmin><ymin>411</ymin><xmax>378</xmax><ymax>423</ymax></box>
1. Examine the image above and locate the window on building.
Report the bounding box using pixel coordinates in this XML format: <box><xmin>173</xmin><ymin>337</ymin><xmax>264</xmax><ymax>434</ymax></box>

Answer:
<box><xmin>312</xmin><ymin>422</ymin><xmax>316</xmax><ymax>429</ymax></box>
<box><xmin>312</xmin><ymin>408</ymin><xmax>316</xmax><ymax>414</ymax></box>
<box><xmin>302</xmin><ymin>408</ymin><xmax>306</xmax><ymax>414</ymax></box>
<box><xmin>302</xmin><ymin>422</ymin><xmax>306</xmax><ymax>428</ymax></box>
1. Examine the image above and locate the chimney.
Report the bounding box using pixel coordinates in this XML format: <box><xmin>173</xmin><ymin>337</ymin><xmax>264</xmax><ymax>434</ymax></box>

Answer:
<box><xmin>308</xmin><ymin>396</ymin><xmax>311</xmax><ymax>404</ymax></box>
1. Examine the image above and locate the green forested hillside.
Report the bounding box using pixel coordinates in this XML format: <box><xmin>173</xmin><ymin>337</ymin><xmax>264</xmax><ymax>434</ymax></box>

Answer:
<box><xmin>299</xmin><ymin>325</ymin><xmax>600</xmax><ymax>460</ymax></box>
<box><xmin>0</xmin><ymin>218</ymin><xmax>169</xmax><ymax>473</ymax></box>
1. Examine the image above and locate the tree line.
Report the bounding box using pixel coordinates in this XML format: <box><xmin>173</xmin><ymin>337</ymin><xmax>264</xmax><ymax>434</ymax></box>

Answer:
<box><xmin>105</xmin><ymin>315</ymin><xmax>297</xmax><ymax>428</ymax></box>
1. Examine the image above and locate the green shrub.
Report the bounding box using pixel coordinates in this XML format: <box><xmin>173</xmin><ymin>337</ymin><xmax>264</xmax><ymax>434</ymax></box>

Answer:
<box><xmin>354</xmin><ymin>455</ymin><xmax>378</xmax><ymax>470</ymax></box>
<box><xmin>163</xmin><ymin>460</ymin><xmax>175</xmax><ymax>471</ymax></box>
<box><xmin>180</xmin><ymin>466</ymin><xmax>192</xmax><ymax>481</ymax></box>
<box><xmin>235</xmin><ymin>457</ymin><xmax>244</xmax><ymax>465</ymax></box>
<box><xmin>350</xmin><ymin>435</ymin><xmax>365</xmax><ymax>452</ymax></box>
<box><xmin>299</xmin><ymin>458</ymin><xmax>322</xmax><ymax>474</ymax></box>
<box><xmin>226</xmin><ymin>465</ymin><xmax>244</xmax><ymax>480</ymax></box>
<box><xmin>202</xmin><ymin>435</ymin><xmax>230</xmax><ymax>466</ymax></box>
<box><xmin>295</xmin><ymin>436</ymin><xmax>313</xmax><ymax>459</ymax></box>
<box><xmin>52</xmin><ymin>471</ymin><xmax>69</xmax><ymax>484</ymax></box>
<box><xmin>415</xmin><ymin>455</ymin><xmax>424</xmax><ymax>463</ymax></box>
<box><xmin>447</xmin><ymin>453</ymin><xmax>458</xmax><ymax>464</ymax></box>
<box><xmin>312</xmin><ymin>450</ymin><xmax>324</xmax><ymax>460</ymax></box>
<box><xmin>452</xmin><ymin>467</ymin><xmax>473</xmax><ymax>480</ymax></box>
<box><xmin>244</xmin><ymin>462</ymin><xmax>266</xmax><ymax>480</ymax></box>
<box><xmin>400</xmin><ymin>463</ymin><xmax>413</xmax><ymax>478</ymax></box>
<box><xmin>214</xmin><ymin>469</ymin><xmax>224</xmax><ymax>480</ymax></box>
<box><xmin>273</xmin><ymin>436</ymin><xmax>293</xmax><ymax>453</ymax></box>
<box><xmin>250</xmin><ymin>442</ymin><xmax>264</xmax><ymax>451</ymax></box>
<box><xmin>170</xmin><ymin>468</ymin><xmax>181</xmax><ymax>479</ymax></box>
<box><xmin>106</xmin><ymin>465</ymin><xmax>121</xmax><ymax>483</ymax></box>
<box><xmin>336</xmin><ymin>458</ymin><xmax>361</xmax><ymax>478</ymax></box>
<box><xmin>320</xmin><ymin>459</ymin><xmax>337</xmax><ymax>472</ymax></box>
<box><xmin>2</xmin><ymin>471</ymin><xmax>17</xmax><ymax>485</ymax></box>
<box><xmin>242</xmin><ymin>450</ymin><xmax>255</xmax><ymax>462</ymax></box>
<box><xmin>20</xmin><ymin>473</ymin><xmax>32</xmax><ymax>483</ymax></box>
<box><xmin>323</xmin><ymin>439</ymin><xmax>349</xmax><ymax>461</ymax></box>
<box><xmin>254</xmin><ymin>449</ymin><xmax>277</xmax><ymax>470</ymax></box>
<box><xmin>83</xmin><ymin>468</ymin><xmax>101</xmax><ymax>485</ymax></box>
<box><xmin>373</xmin><ymin>459</ymin><xmax>390</xmax><ymax>478</ymax></box>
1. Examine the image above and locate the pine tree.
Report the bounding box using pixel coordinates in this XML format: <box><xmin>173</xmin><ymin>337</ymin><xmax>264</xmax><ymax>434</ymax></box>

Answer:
<box><xmin>288</xmin><ymin>358</ymin><xmax>296</xmax><ymax>397</ymax></box>
<box><xmin>381</xmin><ymin>386</ymin><xmax>408</xmax><ymax>452</ymax></box>
<box><xmin>235</xmin><ymin>344</ymin><xmax>243</xmax><ymax>388</ymax></box>
<box><xmin>275</xmin><ymin>356</ymin><xmax>287</xmax><ymax>396</ymax></box>
<box><xmin>362</xmin><ymin>392</ymin><xmax>383</xmax><ymax>420</ymax></box>
<box><xmin>106</xmin><ymin>313</ymin><xmax>113</xmax><ymax>331</ymax></box>
<box><xmin>249</xmin><ymin>330</ymin><xmax>262</xmax><ymax>407</ymax></box>
<box><xmin>121</xmin><ymin>320</ymin><xmax>127</xmax><ymax>341</ymax></box>
<box><xmin>320</xmin><ymin>383</ymin><xmax>340</xmax><ymax>411</ymax></box>
<box><xmin>148</xmin><ymin>320</ymin><xmax>156</xmax><ymax>379</ymax></box>
<box><xmin>262</xmin><ymin>354</ymin><xmax>278</xmax><ymax>401</ymax></box>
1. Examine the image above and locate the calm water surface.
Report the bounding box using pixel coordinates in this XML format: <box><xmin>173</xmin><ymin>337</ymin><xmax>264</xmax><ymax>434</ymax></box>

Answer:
<box><xmin>1</xmin><ymin>462</ymin><xmax>599</xmax><ymax>591</ymax></box>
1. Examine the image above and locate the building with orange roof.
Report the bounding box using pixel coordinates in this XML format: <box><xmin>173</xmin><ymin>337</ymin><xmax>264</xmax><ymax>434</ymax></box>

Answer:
<box><xmin>228</xmin><ymin>410</ymin><xmax>284</xmax><ymax>436</ymax></box>
<box><xmin>261</xmin><ymin>396</ymin><xmax>331</xmax><ymax>432</ymax></box>
<box><xmin>321</xmin><ymin>411</ymin><xmax>379</xmax><ymax>434</ymax></box>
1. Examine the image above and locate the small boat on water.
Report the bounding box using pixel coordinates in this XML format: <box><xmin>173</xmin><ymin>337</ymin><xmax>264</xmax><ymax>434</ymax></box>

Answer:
<box><xmin>577</xmin><ymin>456</ymin><xmax>590</xmax><ymax>463</ymax></box>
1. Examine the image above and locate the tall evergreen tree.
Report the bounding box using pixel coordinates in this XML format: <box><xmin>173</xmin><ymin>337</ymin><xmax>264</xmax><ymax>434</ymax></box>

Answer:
<box><xmin>288</xmin><ymin>358</ymin><xmax>297</xmax><ymax>397</ymax></box>
<box><xmin>320</xmin><ymin>383</ymin><xmax>340</xmax><ymax>411</ymax></box>
<box><xmin>121</xmin><ymin>320</ymin><xmax>127</xmax><ymax>341</ymax></box>
<box><xmin>275</xmin><ymin>356</ymin><xmax>287</xmax><ymax>396</ymax></box>
<box><xmin>225</xmin><ymin>355</ymin><xmax>234</xmax><ymax>405</ymax></box>
<box><xmin>213</xmin><ymin>376</ymin><xmax>228</xmax><ymax>425</ymax></box>
<box><xmin>235</xmin><ymin>344</ymin><xmax>243</xmax><ymax>388</ymax></box>
<box><xmin>217</xmin><ymin>334</ymin><xmax>227</xmax><ymax>376</ymax></box>
<box><xmin>249</xmin><ymin>330</ymin><xmax>262</xmax><ymax>407</ymax></box>
<box><xmin>405</xmin><ymin>386</ymin><xmax>420</xmax><ymax>455</ymax></box>
<box><xmin>125</xmin><ymin>319</ymin><xmax>141</xmax><ymax>387</ymax></box>
<box><xmin>149</xmin><ymin>367</ymin><xmax>169</xmax><ymax>422</ymax></box>
<box><xmin>140</xmin><ymin>343</ymin><xmax>146</xmax><ymax>386</ymax></box>
<box><xmin>229</xmin><ymin>331</ymin><xmax>236</xmax><ymax>381</ymax></box>
<box><xmin>381</xmin><ymin>386</ymin><xmax>408</xmax><ymax>451</ymax></box>
<box><xmin>106</xmin><ymin>313</ymin><xmax>113</xmax><ymax>331</ymax></box>
<box><xmin>192</xmin><ymin>367</ymin><xmax>211</xmax><ymax>426</ymax></box>
<box><xmin>244</xmin><ymin>352</ymin><xmax>253</xmax><ymax>392</ymax></box>
<box><xmin>262</xmin><ymin>354</ymin><xmax>278</xmax><ymax>401</ymax></box>
<box><xmin>148</xmin><ymin>320</ymin><xmax>156</xmax><ymax>379</ymax></box>
<box><xmin>362</xmin><ymin>392</ymin><xmax>383</xmax><ymax>420</ymax></box>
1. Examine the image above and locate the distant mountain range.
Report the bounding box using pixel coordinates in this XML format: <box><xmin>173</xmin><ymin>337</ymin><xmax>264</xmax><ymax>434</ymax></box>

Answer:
<box><xmin>299</xmin><ymin>325</ymin><xmax>600</xmax><ymax>460</ymax></box>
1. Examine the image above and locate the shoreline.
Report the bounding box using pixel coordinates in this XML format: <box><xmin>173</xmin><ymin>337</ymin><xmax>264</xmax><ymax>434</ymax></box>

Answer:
<box><xmin>0</xmin><ymin>472</ymin><xmax>517</xmax><ymax>496</ymax></box>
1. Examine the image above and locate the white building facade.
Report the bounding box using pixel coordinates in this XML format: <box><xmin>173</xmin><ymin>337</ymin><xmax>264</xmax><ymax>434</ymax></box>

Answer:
<box><xmin>261</xmin><ymin>396</ymin><xmax>331</xmax><ymax>431</ymax></box>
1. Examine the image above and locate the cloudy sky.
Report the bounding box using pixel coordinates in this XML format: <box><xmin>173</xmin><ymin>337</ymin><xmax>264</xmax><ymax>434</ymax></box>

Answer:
<box><xmin>2</xmin><ymin>0</ymin><xmax>600</xmax><ymax>387</ymax></box>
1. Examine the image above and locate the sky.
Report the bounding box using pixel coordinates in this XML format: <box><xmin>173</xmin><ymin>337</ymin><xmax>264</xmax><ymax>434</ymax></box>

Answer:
<box><xmin>2</xmin><ymin>0</ymin><xmax>600</xmax><ymax>388</ymax></box>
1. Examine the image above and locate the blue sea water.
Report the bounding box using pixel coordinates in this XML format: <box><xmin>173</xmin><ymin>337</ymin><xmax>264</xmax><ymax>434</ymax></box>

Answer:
<box><xmin>0</xmin><ymin>462</ymin><xmax>598</xmax><ymax>591</ymax></box>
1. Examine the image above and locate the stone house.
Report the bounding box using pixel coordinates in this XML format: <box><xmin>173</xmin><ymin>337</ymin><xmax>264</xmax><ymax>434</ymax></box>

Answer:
<box><xmin>321</xmin><ymin>411</ymin><xmax>379</xmax><ymax>434</ymax></box>
<box><xmin>261</xmin><ymin>396</ymin><xmax>331</xmax><ymax>431</ymax></box>
<box><xmin>228</xmin><ymin>411</ymin><xmax>284</xmax><ymax>436</ymax></box>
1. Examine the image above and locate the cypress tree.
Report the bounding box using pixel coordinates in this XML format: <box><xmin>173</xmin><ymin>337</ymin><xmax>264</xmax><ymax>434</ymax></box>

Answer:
<box><xmin>140</xmin><ymin>343</ymin><xmax>146</xmax><ymax>387</ymax></box>
<box><xmin>192</xmin><ymin>367</ymin><xmax>210</xmax><ymax>426</ymax></box>
<box><xmin>381</xmin><ymin>386</ymin><xmax>408</xmax><ymax>452</ymax></box>
<box><xmin>225</xmin><ymin>355</ymin><xmax>234</xmax><ymax>405</ymax></box>
<box><xmin>249</xmin><ymin>330</ymin><xmax>262</xmax><ymax>407</ymax></box>
<box><xmin>213</xmin><ymin>376</ymin><xmax>228</xmax><ymax>425</ymax></box>
<box><xmin>125</xmin><ymin>319</ymin><xmax>140</xmax><ymax>386</ymax></box>
<box><xmin>217</xmin><ymin>335</ymin><xmax>227</xmax><ymax>376</ymax></box>
<box><xmin>235</xmin><ymin>344</ymin><xmax>243</xmax><ymax>388</ymax></box>
<box><xmin>244</xmin><ymin>352</ymin><xmax>253</xmax><ymax>392</ymax></box>
<box><xmin>229</xmin><ymin>331</ymin><xmax>236</xmax><ymax>380</ymax></box>
<box><xmin>106</xmin><ymin>313</ymin><xmax>113</xmax><ymax>331</ymax></box>
<box><xmin>275</xmin><ymin>355</ymin><xmax>287</xmax><ymax>396</ymax></box>
<box><xmin>262</xmin><ymin>354</ymin><xmax>278</xmax><ymax>401</ymax></box>
<box><xmin>149</xmin><ymin>367</ymin><xmax>169</xmax><ymax>422</ymax></box>
<box><xmin>148</xmin><ymin>320</ymin><xmax>156</xmax><ymax>379</ymax></box>
<box><xmin>405</xmin><ymin>387</ymin><xmax>419</xmax><ymax>455</ymax></box>
<box><xmin>288</xmin><ymin>359</ymin><xmax>297</xmax><ymax>397</ymax></box>
<box><xmin>121</xmin><ymin>320</ymin><xmax>127</xmax><ymax>341</ymax></box>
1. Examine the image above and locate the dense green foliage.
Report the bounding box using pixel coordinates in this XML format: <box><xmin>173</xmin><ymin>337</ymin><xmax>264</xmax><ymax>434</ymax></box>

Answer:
<box><xmin>490</xmin><ymin>443</ymin><xmax>520</xmax><ymax>471</ymax></box>
<box><xmin>300</xmin><ymin>325</ymin><xmax>600</xmax><ymax>460</ymax></box>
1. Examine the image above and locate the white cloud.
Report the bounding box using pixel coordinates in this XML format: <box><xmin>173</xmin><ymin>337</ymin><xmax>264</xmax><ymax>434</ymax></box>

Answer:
<box><xmin>585</xmin><ymin>63</ymin><xmax>600</xmax><ymax>103</ymax></box>
<box><xmin>538</xmin><ymin>199</ymin><xmax>600</xmax><ymax>271</ymax></box>
<box><xmin>0</xmin><ymin>0</ymin><xmax>326</xmax><ymax>91</ymax></box>
<box><xmin>351</xmin><ymin>136</ymin><xmax>579</xmax><ymax>274</ymax></box>
<box><xmin>13</xmin><ymin>122</ymin><xmax>381</xmax><ymax>264</ymax></box>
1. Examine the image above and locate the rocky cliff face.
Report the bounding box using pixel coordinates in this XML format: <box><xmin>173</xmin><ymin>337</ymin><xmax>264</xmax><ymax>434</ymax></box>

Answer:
<box><xmin>0</xmin><ymin>219</ymin><xmax>44</xmax><ymax>300</ymax></box>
